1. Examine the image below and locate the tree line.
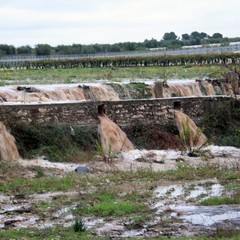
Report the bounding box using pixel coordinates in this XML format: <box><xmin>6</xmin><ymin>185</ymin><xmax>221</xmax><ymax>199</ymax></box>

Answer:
<box><xmin>1</xmin><ymin>53</ymin><xmax>239</xmax><ymax>70</ymax></box>
<box><xmin>0</xmin><ymin>31</ymin><xmax>239</xmax><ymax>56</ymax></box>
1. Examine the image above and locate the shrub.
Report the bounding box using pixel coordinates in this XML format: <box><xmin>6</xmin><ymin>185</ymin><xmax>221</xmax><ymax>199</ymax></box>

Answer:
<box><xmin>126</xmin><ymin>123</ymin><xmax>180</xmax><ymax>150</ymax></box>
<box><xmin>202</xmin><ymin>99</ymin><xmax>240</xmax><ymax>147</ymax></box>
<box><xmin>10</xmin><ymin>122</ymin><xmax>97</xmax><ymax>162</ymax></box>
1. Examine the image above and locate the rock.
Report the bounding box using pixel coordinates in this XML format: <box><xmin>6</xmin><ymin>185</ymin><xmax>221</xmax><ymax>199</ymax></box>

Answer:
<box><xmin>153</xmin><ymin>159</ymin><xmax>165</xmax><ymax>164</ymax></box>
<box><xmin>0</xmin><ymin>96</ymin><xmax>7</xmax><ymax>102</ymax></box>
<box><xmin>16</xmin><ymin>86</ymin><xmax>40</xmax><ymax>92</ymax></box>
<box><xmin>4</xmin><ymin>218</ymin><xmax>22</xmax><ymax>229</ymax></box>
<box><xmin>17</xmin><ymin>86</ymin><xmax>25</xmax><ymax>91</ymax></box>
<box><xmin>136</xmin><ymin>157</ymin><xmax>164</xmax><ymax>164</ymax></box>
<box><xmin>75</xmin><ymin>166</ymin><xmax>89</xmax><ymax>173</ymax></box>
<box><xmin>15</xmin><ymin>206</ymin><xmax>34</xmax><ymax>214</ymax></box>
<box><xmin>136</xmin><ymin>157</ymin><xmax>148</xmax><ymax>162</ymax></box>
<box><xmin>25</xmin><ymin>87</ymin><xmax>40</xmax><ymax>93</ymax></box>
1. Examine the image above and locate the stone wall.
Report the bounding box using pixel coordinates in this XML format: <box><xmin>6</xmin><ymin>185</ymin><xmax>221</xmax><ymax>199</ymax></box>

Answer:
<box><xmin>0</xmin><ymin>96</ymin><xmax>232</xmax><ymax>128</ymax></box>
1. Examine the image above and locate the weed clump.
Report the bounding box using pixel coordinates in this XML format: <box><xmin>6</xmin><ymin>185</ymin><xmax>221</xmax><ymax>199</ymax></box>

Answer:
<box><xmin>73</xmin><ymin>218</ymin><xmax>86</xmax><ymax>233</ymax></box>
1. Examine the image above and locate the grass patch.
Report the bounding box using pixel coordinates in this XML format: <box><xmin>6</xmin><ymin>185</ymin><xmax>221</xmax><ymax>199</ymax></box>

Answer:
<box><xmin>216</xmin><ymin>227</ymin><xmax>240</xmax><ymax>239</ymax></box>
<box><xmin>0</xmin><ymin>65</ymin><xmax>227</xmax><ymax>83</ymax></box>
<box><xmin>2</xmin><ymin>227</ymin><xmax>240</xmax><ymax>240</ymax></box>
<box><xmin>0</xmin><ymin>227</ymin><xmax>106</xmax><ymax>240</ymax></box>
<box><xmin>75</xmin><ymin>192</ymin><xmax>145</xmax><ymax>218</ymax></box>
<box><xmin>201</xmin><ymin>196</ymin><xmax>240</xmax><ymax>206</ymax></box>
<box><xmin>88</xmin><ymin>164</ymin><xmax>240</xmax><ymax>185</ymax></box>
<box><xmin>201</xmin><ymin>181</ymin><xmax>240</xmax><ymax>206</ymax></box>
<box><xmin>125</xmin><ymin>82</ymin><xmax>153</xmax><ymax>99</ymax></box>
<box><xmin>86</xmin><ymin>198</ymin><xmax>137</xmax><ymax>217</ymax></box>
<box><xmin>0</xmin><ymin>175</ymin><xmax>75</xmax><ymax>194</ymax></box>
<box><xmin>158</xmin><ymin>163</ymin><xmax>222</xmax><ymax>181</ymax></box>
<box><xmin>0</xmin><ymin>160</ymin><xmax>24</xmax><ymax>183</ymax></box>
<box><xmin>1</xmin><ymin>160</ymin><xmax>240</xmax><ymax>194</ymax></box>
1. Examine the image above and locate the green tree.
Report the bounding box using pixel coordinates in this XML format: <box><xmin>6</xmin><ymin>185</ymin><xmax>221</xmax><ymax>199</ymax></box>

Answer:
<box><xmin>144</xmin><ymin>38</ymin><xmax>158</xmax><ymax>48</ymax></box>
<box><xmin>200</xmin><ymin>32</ymin><xmax>208</xmax><ymax>39</ymax></box>
<box><xmin>71</xmin><ymin>44</ymin><xmax>83</xmax><ymax>54</ymax></box>
<box><xmin>190</xmin><ymin>31</ymin><xmax>201</xmax><ymax>40</ymax></box>
<box><xmin>181</xmin><ymin>33</ymin><xmax>190</xmax><ymax>41</ymax></box>
<box><xmin>17</xmin><ymin>45</ymin><xmax>32</xmax><ymax>54</ymax></box>
<box><xmin>124</xmin><ymin>42</ymin><xmax>136</xmax><ymax>51</ymax></box>
<box><xmin>55</xmin><ymin>45</ymin><xmax>72</xmax><ymax>54</ymax></box>
<box><xmin>0</xmin><ymin>44</ymin><xmax>16</xmax><ymax>55</ymax></box>
<box><xmin>212</xmin><ymin>33</ymin><xmax>223</xmax><ymax>39</ymax></box>
<box><xmin>109</xmin><ymin>43</ymin><xmax>121</xmax><ymax>52</ymax></box>
<box><xmin>35</xmin><ymin>44</ymin><xmax>52</xmax><ymax>56</ymax></box>
<box><xmin>162</xmin><ymin>32</ymin><xmax>178</xmax><ymax>41</ymax></box>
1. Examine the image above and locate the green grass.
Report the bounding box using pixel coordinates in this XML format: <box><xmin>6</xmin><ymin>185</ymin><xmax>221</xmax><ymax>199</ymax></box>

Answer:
<box><xmin>1</xmin><ymin>160</ymin><xmax>240</xmax><ymax>195</ymax></box>
<box><xmin>75</xmin><ymin>192</ymin><xmax>146</xmax><ymax>218</ymax></box>
<box><xmin>86</xmin><ymin>198</ymin><xmax>138</xmax><ymax>217</ymax></box>
<box><xmin>200</xmin><ymin>182</ymin><xmax>240</xmax><ymax>206</ymax></box>
<box><xmin>0</xmin><ymin>65</ymin><xmax>227</xmax><ymax>84</ymax></box>
<box><xmin>201</xmin><ymin>196</ymin><xmax>240</xmax><ymax>206</ymax></box>
<box><xmin>0</xmin><ymin>227</ymin><xmax>105</xmax><ymax>240</ymax></box>
<box><xmin>0</xmin><ymin>175</ymin><xmax>76</xmax><ymax>194</ymax></box>
<box><xmin>1</xmin><ymin>228</ymin><xmax>240</xmax><ymax>240</ymax></box>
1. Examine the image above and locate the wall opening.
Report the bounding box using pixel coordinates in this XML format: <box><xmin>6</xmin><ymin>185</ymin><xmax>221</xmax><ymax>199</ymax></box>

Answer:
<box><xmin>98</xmin><ymin>104</ymin><xmax>106</xmax><ymax>115</ymax></box>
<box><xmin>174</xmin><ymin>101</ymin><xmax>181</xmax><ymax>110</ymax></box>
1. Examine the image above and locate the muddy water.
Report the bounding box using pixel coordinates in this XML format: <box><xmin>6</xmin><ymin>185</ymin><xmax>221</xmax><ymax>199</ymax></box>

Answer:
<box><xmin>0</xmin><ymin>78</ymin><xmax>237</xmax><ymax>103</ymax></box>
<box><xmin>98</xmin><ymin>114</ymin><xmax>134</xmax><ymax>154</ymax></box>
<box><xmin>0</xmin><ymin>121</ymin><xmax>19</xmax><ymax>160</ymax></box>
<box><xmin>174</xmin><ymin>110</ymin><xmax>207</xmax><ymax>148</ymax></box>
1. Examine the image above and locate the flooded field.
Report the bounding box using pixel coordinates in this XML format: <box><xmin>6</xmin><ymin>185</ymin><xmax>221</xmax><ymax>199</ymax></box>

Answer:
<box><xmin>1</xmin><ymin>179</ymin><xmax>240</xmax><ymax>237</ymax></box>
<box><xmin>1</xmin><ymin>145</ymin><xmax>240</xmax><ymax>238</ymax></box>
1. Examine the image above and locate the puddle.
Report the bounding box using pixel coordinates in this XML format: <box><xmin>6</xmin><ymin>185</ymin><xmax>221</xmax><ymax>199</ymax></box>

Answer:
<box><xmin>1</xmin><ymin>179</ymin><xmax>240</xmax><ymax>237</ymax></box>
<box><xmin>155</xmin><ymin>185</ymin><xmax>184</xmax><ymax>199</ymax></box>
<box><xmin>53</xmin><ymin>206</ymin><xmax>75</xmax><ymax>218</ymax></box>
<box><xmin>120</xmin><ymin>229</ymin><xmax>145</xmax><ymax>238</ymax></box>
<box><xmin>179</xmin><ymin>206</ymin><xmax>240</xmax><ymax>226</ymax></box>
<box><xmin>187</xmin><ymin>185</ymin><xmax>207</xmax><ymax>199</ymax></box>
<box><xmin>153</xmin><ymin>180</ymin><xmax>240</xmax><ymax>228</ymax></box>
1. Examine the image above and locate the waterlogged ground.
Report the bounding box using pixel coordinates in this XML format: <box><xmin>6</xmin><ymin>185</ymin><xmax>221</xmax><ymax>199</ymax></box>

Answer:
<box><xmin>1</xmin><ymin>180</ymin><xmax>240</xmax><ymax>238</ymax></box>
<box><xmin>0</xmin><ymin>146</ymin><xmax>240</xmax><ymax>238</ymax></box>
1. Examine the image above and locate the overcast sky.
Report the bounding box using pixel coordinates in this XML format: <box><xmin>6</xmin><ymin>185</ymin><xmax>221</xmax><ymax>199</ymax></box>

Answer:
<box><xmin>0</xmin><ymin>0</ymin><xmax>239</xmax><ymax>47</ymax></box>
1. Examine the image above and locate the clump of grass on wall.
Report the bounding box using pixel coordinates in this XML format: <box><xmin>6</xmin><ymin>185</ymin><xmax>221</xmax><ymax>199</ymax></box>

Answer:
<box><xmin>10</xmin><ymin>122</ymin><xmax>97</xmax><ymax>162</ymax></box>
<box><xmin>125</xmin><ymin>82</ymin><xmax>153</xmax><ymax>99</ymax></box>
